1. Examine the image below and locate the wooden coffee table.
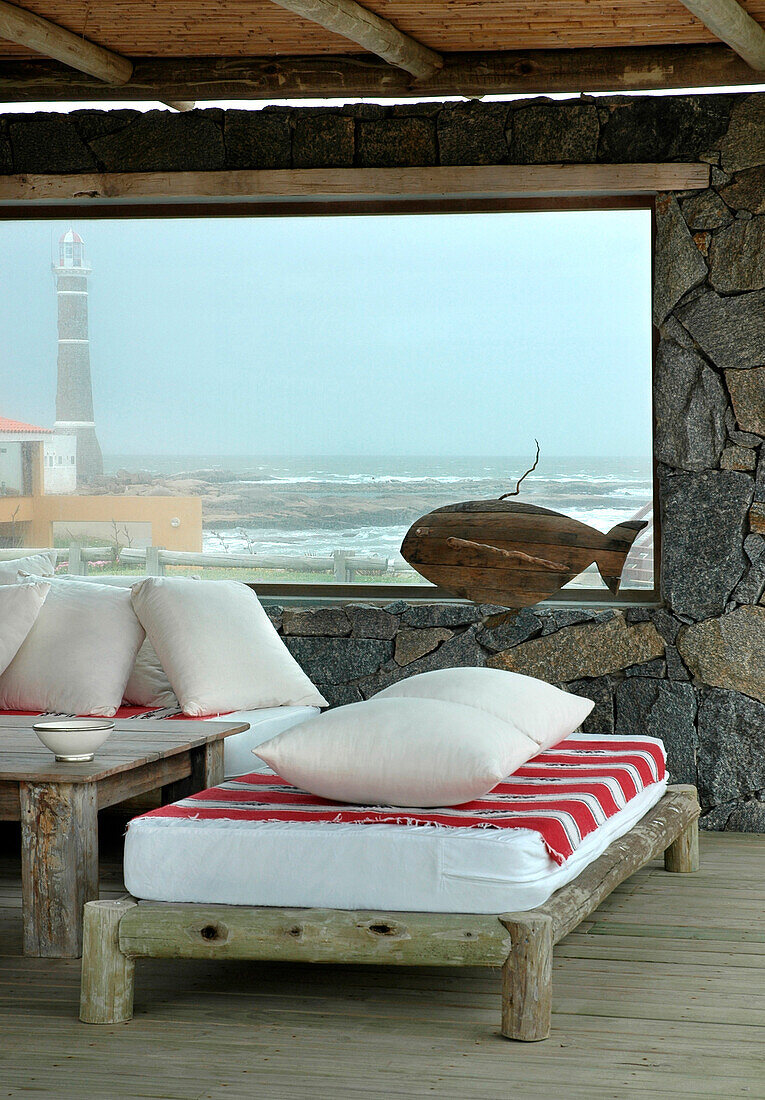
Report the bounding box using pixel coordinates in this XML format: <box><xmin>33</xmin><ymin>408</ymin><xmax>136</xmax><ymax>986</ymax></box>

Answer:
<box><xmin>0</xmin><ymin>716</ymin><xmax>248</xmax><ymax>958</ymax></box>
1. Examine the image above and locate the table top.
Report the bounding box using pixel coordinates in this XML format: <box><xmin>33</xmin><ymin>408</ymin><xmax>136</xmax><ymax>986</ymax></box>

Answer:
<box><xmin>0</xmin><ymin>716</ymin><xmax>249</xmax><ymax>784</ymax></box>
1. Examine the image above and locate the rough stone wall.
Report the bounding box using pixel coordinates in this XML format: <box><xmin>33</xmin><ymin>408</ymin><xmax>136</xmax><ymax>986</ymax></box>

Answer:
<box><xmin>4</xmin><ymin>92</ymin><xmax>763</xmax><ymax>831</ymax></box>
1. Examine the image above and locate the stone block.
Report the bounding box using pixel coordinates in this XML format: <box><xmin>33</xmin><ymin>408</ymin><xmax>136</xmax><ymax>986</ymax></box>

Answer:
<box><xmin>678</xmin><ymin>605</ymin><xmax>765</xmax><ymax>703</ymax></box>
<box><xmin>10</xmin><ymin>114</ymin><xmax>97</xmax><ymax>173</ymax></box>
<box><xmin>0</xmin><ymin>129</ymin><xmax>10</xmax><ymax>173</ymax></box>
<box><xmin>437</xmin><ymin>103</ymin><xmax>509</xmax><ymax>165</ymax></box>
<box><xmin>677</xmin><ymin>289</ymin><xmax>765</xmax><ymax>372</ymax></box>
<box><xmin>90</xmin><ymin>110</ymin><xmax>225</xmax><ymax>172</ymax></box>
<box><xmin>615</xmin><ymin>679</ymin><xmax>697</xmax><ymax>785</ymax></box>
<box><xmin>565</xmin><ymin>678</ymin><xmax>614</xmax><ymax>734</ymax></box>
<box><xmin>285</xmin><ymin>636</ymin><xmax>392</xmax><ymax>684</ymax></box>
<box><xmin>315</xmin><ymin>682</ymin><xmax>363</xmax><ymax>708</ymax></box>
<box><xmin>725</xmin><ymin>799</ymin><xmax>765</xmax><ymax>832</ymax></box>
<box><xmin>699</xmin><ymin>802</ymin><xmax>736</xmax><ymax>830</ymax></box>
<box><xmin>292</xmin><ymin>112</ymin><xmax>354</xmax><ymax>168</ymax></box>
<box><xmin>721</xmin><ymin>96</ymin><xmax>765</xmax><ymax>172</ymax></box>
<box><xmin>719</xmin><ymin>165</ymin><xmax>765</xmax><ymax>214</ymax></box>
<box><xmin>721</xmin><ymin>445</ymin><xmax>757</xmax><ymax>471</ymax></box>
<box><xmin>281</xmin><ymin>607</ymin><xmax>351</xmax><ymax>636</ymax></box>
<box><xmin>654</xmin><ymin>341</ymin><xmax>727</xmax><ymax>470</ymax></box>
<box><xmin>697</xmin><ymin>687</ymin><xmax>765</xmax><ymax>806</ymax></box>
<box><xmin>710</xmin><ymin>217</ymin><xmax>765</xmax><ymax>293</ymax></box>
<box><xmin>383</xmin><ymin>600</ymin><xmax>410</xmax><ymax>615</ymax></box>
<box><xmin>681</xmin><ymin>189</ymin><xmax>733</xmax><ymax>230</ymax></box>
<box><xmin>347</xmin><ymin>604</ymin><xmax>399</xmax><ymax>639</ymax></box>
<box><xmin>650</xmin><ymin>608</ymin><xmax>683</xmax><ymax>643</ymax></box>
<box><xmin>401</xmin><ymin>604</ymin><xmax>482</xmax><ymax>628</ymax></box>
<box><xmin>488</xmin><ymin>612</ymin><xmax>665</xmax><ymax>682</ymax></box>
<box><xmin>539</xmin><ymin>609</ymin><xmax>605</xmax><ymax>635</ymax></box>
<box><xmin>356</xmin><ymin>118</ymin><xmax>437</xmax><ymax>167</ymax></box>
<box><xmin>660</xmin><ymin>469</ymin><xmax>752</xmax><ymax>619</ymax></box>
<box><xmin>625</xmin><ymin>657</ymin><xmax>667</xmax><ymax>678</ymax></box>
<box><xmin>263</xmin><ymin>604</ymin><xmax>284</xmax><ymax>631</ymax></box>
<box><xmin>476</xmin><ymin>608</ymin><xmax>542</xmax><ymax>652</ymax></box>
<box><xmin>71</xmin><ymin>109</ymin><xmax>140</xmax><ymax>143</ymax></box>
<box><xmin>665</xmin><ymin>644</ymin><xmax>691</xmax><ymax>681</ymax></box>
<box><xmin>653</xmin><ymin>196</ymin><xmax>708</xmax><ymax>324</ymax></box>
<box><xmin>725</xmin><ymin>368</ymin><xmax>765</xmax><ymax>437</ymax></box>
<box><xmin>599</xmin><ymin>96</ymin><xmax>731</xmax><ymax>163</ymax></box>
<box><xmin>224</xmin><ymin>110</ymin><xmax>291</xmax><ymax>169</ymax></box>
<box><xmin>394</xmin><ymin>627</ymin><xmax>452</xmax><ymax>666</ymax></box>
<box><xmin>509</xmin><ymin>104</ymin><xmax>599</xmax><ymax>163</ymax></box>
<box><xmin>361</xmin><ymin>625</ymin><xmax>486</xmax><ymax>696</ymax></box>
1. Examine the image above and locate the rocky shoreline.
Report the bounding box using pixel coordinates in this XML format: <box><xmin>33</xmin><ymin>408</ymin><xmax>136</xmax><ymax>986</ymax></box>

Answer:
<box><xmin>86</xmin><ymin>468</ymin><xmax>645</xmax><ymax>533</ymax></box>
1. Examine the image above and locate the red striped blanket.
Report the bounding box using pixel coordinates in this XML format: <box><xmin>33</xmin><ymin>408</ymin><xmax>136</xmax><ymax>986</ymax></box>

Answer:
<box><xmin>134</xmin><ymin>733</ymin><xmax>667</xmax><ymax>866</ymax></box>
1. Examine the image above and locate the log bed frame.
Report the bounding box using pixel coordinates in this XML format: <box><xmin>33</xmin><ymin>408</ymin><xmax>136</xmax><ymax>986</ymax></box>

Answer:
<box><xmin>79</xmin><ymin>784</ymin><xmax>700</xmax><ymax>1041</ymax></box>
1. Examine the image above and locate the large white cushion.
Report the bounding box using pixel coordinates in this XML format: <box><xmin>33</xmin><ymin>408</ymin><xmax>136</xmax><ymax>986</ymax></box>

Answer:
<box><xmin>0</xmin><ymin>577</ymin><xmax>145</xmax><ymax>717</ymax></box>
<box><xmin>254</xmin><ymin>696</ymin><xmax>541</xmax><ymax>807</ymax></box>
<box><xmin>0</xmin><ymin>551</ymin><xmax>56</xmax><ymax>585</ymax></box>
<box><xmin>0</xmin><ymin>581</ymin><xmax>50</xmax><ymax>675</ymax></box>
<box><xmin>49</xmin><ymin>573</ymin><xmax>177</xmax><ymax>708</ymax></box>
<box><xmin>124</xmin><ymin>639</ymin><xmax>177</xmax><ymax>708</ymax></box>
<box><xmin>376</xmin><ymin>667</ymin><xmax>593</xmax><ymax>752</ymax></box>
<box><xmin>131</xmin><ymin>578</ymin><xmax>328</xmax><ymax>717</ymax></box>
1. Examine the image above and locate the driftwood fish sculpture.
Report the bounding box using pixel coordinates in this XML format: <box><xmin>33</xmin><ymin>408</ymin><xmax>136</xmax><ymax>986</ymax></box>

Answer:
<box><xmin>401</xmin><ymin>500</ymin><xmax>647</xmax><ymax>609</ymax></box>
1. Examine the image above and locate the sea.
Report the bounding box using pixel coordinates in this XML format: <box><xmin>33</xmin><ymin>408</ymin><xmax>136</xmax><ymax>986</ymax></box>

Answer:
<box><xmin>103</xmin><ymin>455</ymin><xmax>654</xmax><ymax>570</ymax></box>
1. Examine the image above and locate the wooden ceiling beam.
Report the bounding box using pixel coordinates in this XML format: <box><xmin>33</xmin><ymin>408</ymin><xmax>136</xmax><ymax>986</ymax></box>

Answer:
<box><xmin>678</xmin><ymin>0</ymin><xmax>765</xmax><ymax>70</ymax></box>
<box><xmin>0</xmin><ymin>0</ymin><xmax>133</xmax><ymax>84</ymax></box>
<box><xmin>0</xmin><ymin>44</ymin><xmax>757</xmax><ymax>102</ymax></box>
<box><xmin>0</xmin><ymin>2</ymin><xmax>195</xmax><ymax>109</ymax></box>
<box><xmin>266</xmin><ymin>0</ymin><xmax>442</xmax><ymax>79</ymax></box>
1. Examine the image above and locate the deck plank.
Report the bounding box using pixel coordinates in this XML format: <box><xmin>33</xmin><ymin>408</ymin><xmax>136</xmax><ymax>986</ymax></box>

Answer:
<box><xmin>0</xmin><ymin>825</ymin><xmax>763</xmax><ymax>1098</ymax></box>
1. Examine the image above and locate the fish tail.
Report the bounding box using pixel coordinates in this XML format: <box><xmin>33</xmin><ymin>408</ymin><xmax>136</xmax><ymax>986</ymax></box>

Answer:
<box><xmin>596</xmin><ymin>519</ymin><xmax>649</xmax><ymax>594</ymax></box>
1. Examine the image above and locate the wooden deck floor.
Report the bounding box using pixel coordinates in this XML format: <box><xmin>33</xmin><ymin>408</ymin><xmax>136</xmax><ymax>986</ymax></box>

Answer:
<box><xmin>1</xmin><ymin>822</ymin><xmax>764</xmax><ymax>1100</ymax></box>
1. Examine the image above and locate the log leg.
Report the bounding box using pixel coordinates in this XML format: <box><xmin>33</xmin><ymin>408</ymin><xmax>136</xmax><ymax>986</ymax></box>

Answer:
<box><xmin>161</xmin><ymin>739</ymin><xmax>225</xmax><ymax>804</ymax></box>
<box><xmin>80</xmin><ymin>899</ymin><xmax>136</xmax><ymax>1024</ymax></box>
<box><xmin>499</xmin><ymin>914</ymin><xmax>554</xmax><ymax>1041</ymax></box>
<box><xmin>664</xmin><ymin>815</ymin><xmax>699</xmax><ymax>873</ymax></box>
<box><xmin>20</xmin><ymin>781</ymin><xmax>98</xmax><ymax>957</ymax></box>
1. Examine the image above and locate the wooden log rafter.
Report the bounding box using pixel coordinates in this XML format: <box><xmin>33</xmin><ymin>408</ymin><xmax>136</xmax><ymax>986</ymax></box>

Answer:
<box><xmin>678</xmin><ymin>0</ymin><xmax>765</xmax><ymax>70</ymax></box>
<box><xmin>266</xmin><ymin>0</ymin><xmax>442</xmax><ymax>79</ymax></box>
<box><xmin>0</xmin><ymin>0</ymin><xmax>194</xmax><ymax>109</ymax></box>
<box><xmin>0</xmin><ymin>43</ymin><xmax>757</xmax><ymax>103</ymax></box>
<box><xmin>0</xmin><ymin>0</ymin><xmax>132</xmax><ymax>84</ymax></box>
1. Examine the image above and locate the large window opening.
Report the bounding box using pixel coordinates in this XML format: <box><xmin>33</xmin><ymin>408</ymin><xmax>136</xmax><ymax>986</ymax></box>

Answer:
<box><xmin>0</xmin><ymin>205</ymin><xmax>655</xmax><ymax>598</ymax></box>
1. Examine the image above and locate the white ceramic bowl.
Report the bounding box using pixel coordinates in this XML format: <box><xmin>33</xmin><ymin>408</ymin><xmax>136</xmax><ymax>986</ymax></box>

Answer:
<box><xmin>33</xmin><ymin>719</ymin><xmax>115</xmax><ymax>762</ymax></box>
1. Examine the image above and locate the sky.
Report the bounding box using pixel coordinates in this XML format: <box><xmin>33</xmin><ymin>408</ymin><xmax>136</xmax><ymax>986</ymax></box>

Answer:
<box><xmin>0</xmin><ymin>207</ymin><xmax>652</xmax><ymax>458</ymax></box>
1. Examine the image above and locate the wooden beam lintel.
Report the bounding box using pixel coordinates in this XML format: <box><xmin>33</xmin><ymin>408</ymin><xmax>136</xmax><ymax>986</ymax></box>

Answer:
<box><xmin>0</xmin><ymin>164</ymin><xmax>711</xmax><ymax>207</ymax></box>
<box><xmin>0</xmin><ymin>44</ymin><xmax>757</xmax><ymax>102</ymax></box>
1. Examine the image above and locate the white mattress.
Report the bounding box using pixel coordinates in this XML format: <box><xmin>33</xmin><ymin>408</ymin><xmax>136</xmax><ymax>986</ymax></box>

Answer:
<box><xmin>124</xmin><ymin>775</ymin><xmax>667</xmax><ymax>914</ymax></box>
<box><xmin>201</xmin><ymin>706</ymin><xmax>320</xmax><ymax>778</ymax></box>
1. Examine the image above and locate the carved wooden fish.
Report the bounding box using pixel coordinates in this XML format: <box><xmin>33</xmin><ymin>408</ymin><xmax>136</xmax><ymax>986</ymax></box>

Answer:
<box><xmin>401</xmin><ymin>500</ymin><xmax>647</xmax><ymax>608</ymax></box>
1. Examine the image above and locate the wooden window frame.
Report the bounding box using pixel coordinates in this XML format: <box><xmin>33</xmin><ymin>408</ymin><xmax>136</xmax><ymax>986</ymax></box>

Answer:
<box><xmin>2</xmin><ymin>162</ymin><xmax>707</xmax><ymax>604</ymax></box>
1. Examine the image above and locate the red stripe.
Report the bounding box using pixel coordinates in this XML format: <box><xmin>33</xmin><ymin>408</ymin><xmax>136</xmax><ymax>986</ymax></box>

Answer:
<box><xmin>140</xmin><ymin>803</ymin><xmax>577</xmax><ymax>863</ymax></box>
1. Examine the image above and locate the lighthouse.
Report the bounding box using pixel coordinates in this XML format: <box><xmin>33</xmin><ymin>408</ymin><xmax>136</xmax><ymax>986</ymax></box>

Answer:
<box><xmin>52</xmin><ymin>229</ymin><xmax>103</xmax><ymax>484</ymax></box>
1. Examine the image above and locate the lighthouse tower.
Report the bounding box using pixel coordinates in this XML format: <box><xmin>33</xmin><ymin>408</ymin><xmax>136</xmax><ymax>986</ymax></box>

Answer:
<box><xmin>52</xmin><ymin>229</ymin><xmax>103</xmax><ymax>484</ymax></box>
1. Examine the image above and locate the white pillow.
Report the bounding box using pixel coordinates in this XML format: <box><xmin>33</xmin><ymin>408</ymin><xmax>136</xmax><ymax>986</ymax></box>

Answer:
<box><xmin>0</xmin><ymin>581</ymin><xmax>50</xmax><ymax>675</ymax></box>
<box><xmin>255</xmin><ymin>697</ymin><xmax>541</xmax><ymax>807</ymax></box>
<box><xmin>124</xmin><ymin>638</ymin><xmax>178</xmax><ymax>708</ymax></box>
<box><xmin>376</xmin><ymin>667</ymin><xmax>593</xmax><ymax>751</ymax></box>
<box><xmin>0</xmin><ymin>577</ymin><xmax>145</xmax><ymax>717</ymax></box>
<box><xmin>0</xmin><ymin>551</ymin><xmax>56</xmax><ymax>585</ymax></box>
<box><xmin>131</xmin><ymin>577</ymin><xmax>328</xmax><ymax>717</ymax></box>
<box><xmin>47</xmin><ymin>573</ymin><xmax>177</xmax><ymax>708</ymax></box>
